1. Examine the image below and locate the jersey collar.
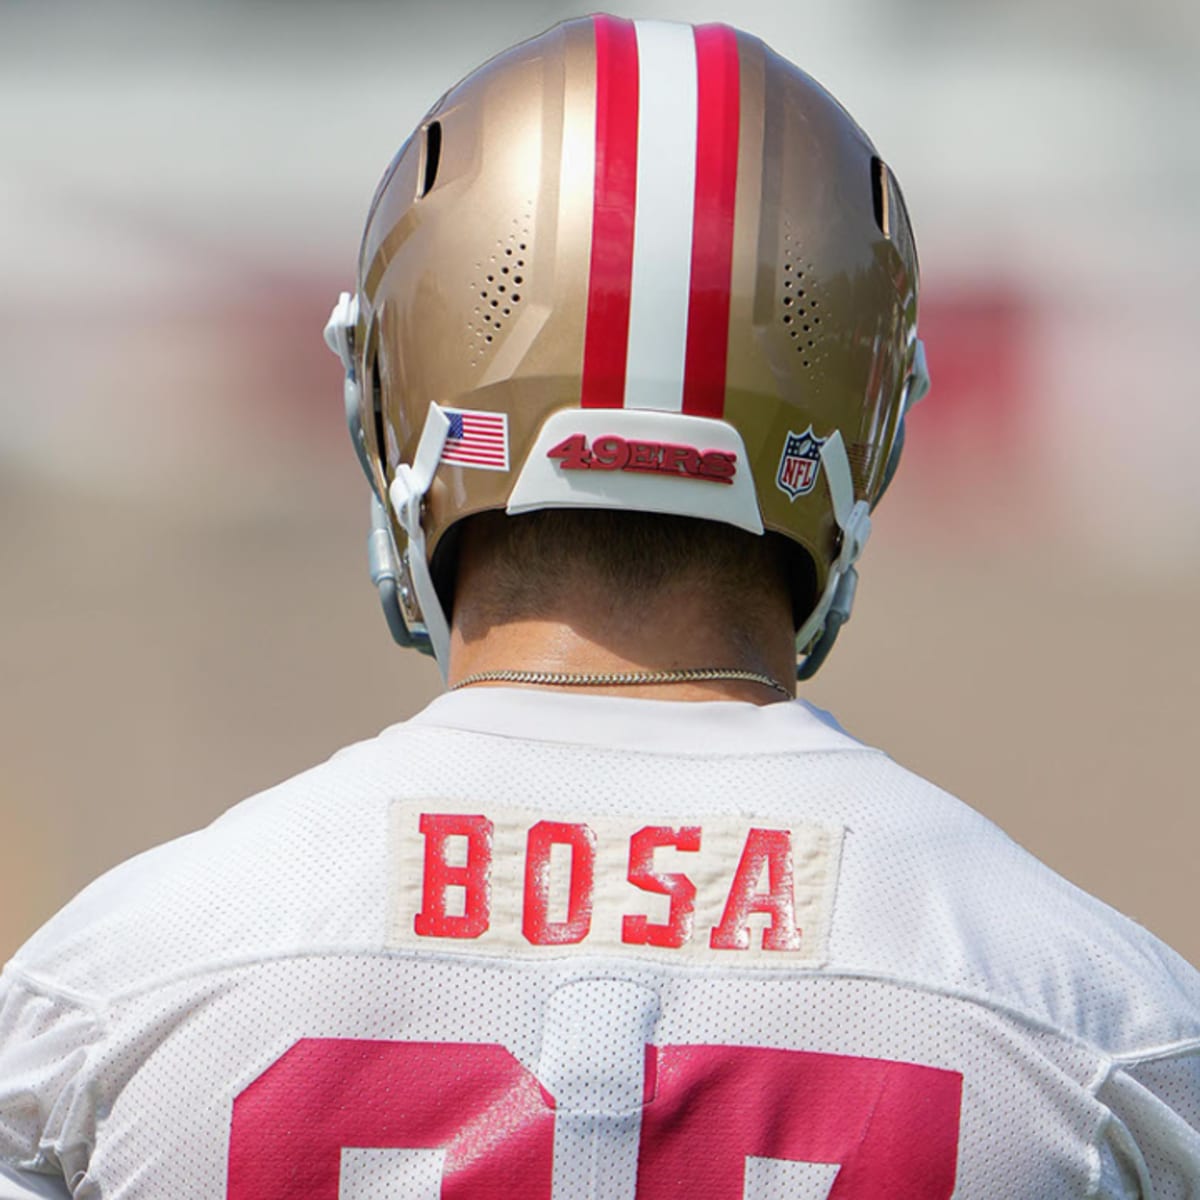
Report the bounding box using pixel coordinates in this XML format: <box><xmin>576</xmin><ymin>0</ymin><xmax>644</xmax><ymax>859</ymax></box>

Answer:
<box><xmin>403</xmin><ymin>688</ymin><xmax>870</xmax><ymax>758</ymax></box>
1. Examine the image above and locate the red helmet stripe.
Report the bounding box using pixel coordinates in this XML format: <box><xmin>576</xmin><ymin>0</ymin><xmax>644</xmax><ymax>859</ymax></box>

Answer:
<box><xmin>581</xmin><ymin>15</ymin><xmax>639</xmax><ymax>409</ymax></box>
<box><xmin>582</xmin><ymin>19</ymin><xmax>739</xmax><ymax>418</ymax></box>
<box><xmin>682</xmin><ymin>24</ymin><xmax>740</xmax><ymax>418</ymax></box>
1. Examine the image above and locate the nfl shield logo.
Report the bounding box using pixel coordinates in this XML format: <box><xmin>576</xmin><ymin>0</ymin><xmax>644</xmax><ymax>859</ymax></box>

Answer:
<box><xmin>776</xmin><ymin>427</ymin><xmax>825</xmax><ymax>500</ymax></box>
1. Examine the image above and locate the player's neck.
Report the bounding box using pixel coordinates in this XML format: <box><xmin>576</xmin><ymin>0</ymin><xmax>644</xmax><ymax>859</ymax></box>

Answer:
<box><xmin>447</xmin><ymin>579</ymin><xmax>796</xmax><ymax>705</ymax></box>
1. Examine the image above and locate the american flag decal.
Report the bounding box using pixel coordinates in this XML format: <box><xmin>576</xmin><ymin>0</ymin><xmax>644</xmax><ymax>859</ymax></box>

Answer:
<box><xmin>441</xmin><ymin>408</ymin><xmax>509</xmax><ymax>471</ymax></box>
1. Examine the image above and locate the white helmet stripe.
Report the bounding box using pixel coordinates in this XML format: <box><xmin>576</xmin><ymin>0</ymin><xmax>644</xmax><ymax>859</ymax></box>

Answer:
<box><xmin>623</xmin><ymin>21</ymin><xmax>699</xmax><ymax>413</ymax></box>
<box><xmin>581</xmin><ymin>18</ymin><xmax>740</xmax><ymax>418</ymax></box>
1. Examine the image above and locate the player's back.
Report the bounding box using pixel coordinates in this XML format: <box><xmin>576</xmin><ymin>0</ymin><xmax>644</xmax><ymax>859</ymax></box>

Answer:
<box><xmin>2</xmin><ymin>690</ymin><xmax>1198</xmax><ymax>1198</ymax></box>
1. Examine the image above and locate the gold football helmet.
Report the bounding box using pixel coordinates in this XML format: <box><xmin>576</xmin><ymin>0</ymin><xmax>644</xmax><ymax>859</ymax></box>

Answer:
<box><xmin>324</xmin><ymin>14</ymin><xmax>928</xmax><ymax>678</ymax></box>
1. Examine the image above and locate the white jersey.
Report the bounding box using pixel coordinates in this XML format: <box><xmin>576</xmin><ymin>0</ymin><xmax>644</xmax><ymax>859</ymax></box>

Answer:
<box><xmin>1</xmin><ymin>690</ymin><xmax>1198</xmax><ymax>1198</ymax></box>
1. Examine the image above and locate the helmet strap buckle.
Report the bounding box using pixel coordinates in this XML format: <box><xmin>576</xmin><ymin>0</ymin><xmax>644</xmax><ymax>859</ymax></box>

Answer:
<box><xmin>795</xmin><ymin>433</ymin><xmax>872</xmax><ymax>678</ymax></box>
<box><xmin>388</xmin><ymin>404</ymin><xmax>454</xmax><ymax>675</ymax></box>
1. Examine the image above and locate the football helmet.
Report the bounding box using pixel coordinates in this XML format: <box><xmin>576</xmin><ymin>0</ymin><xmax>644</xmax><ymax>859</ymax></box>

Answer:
<box><xmin>324</xmin><ymin>14</ymin><xmax>928</xmax><ymax>678</ymax></box>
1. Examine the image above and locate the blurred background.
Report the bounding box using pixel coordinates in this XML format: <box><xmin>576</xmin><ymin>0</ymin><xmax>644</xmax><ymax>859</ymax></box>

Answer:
<box><xmin>2</xmin><ymin>0</ymin><xmax>1197</xmax><ymax>966</ymax></box>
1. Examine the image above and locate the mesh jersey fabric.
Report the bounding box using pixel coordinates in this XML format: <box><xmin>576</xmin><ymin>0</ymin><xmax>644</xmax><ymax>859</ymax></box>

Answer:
<box><xmin>0</xmin><ymin>689</ymin><xmax>1197</xmax><ymax>1198</ymax></box>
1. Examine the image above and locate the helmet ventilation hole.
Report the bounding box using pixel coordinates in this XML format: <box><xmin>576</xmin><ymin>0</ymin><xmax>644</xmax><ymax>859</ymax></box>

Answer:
<box><xmin>418</xmin><ymin>121</ymin><xmax>442</xmax><ymax>199</ymax></box>
<box><xmin>370</xmin><ymin>356</ymin><xmax>389</xmax><ymax>469</ymax></box>
<box><xmin>780</xmin><ymin>229</ymin><xmax>822</xmax><ymax>368</ymax></box>
<box><xmin>780</xmin><ymin>259</ymin><xmax>818</xmax><ymax>364</ymax></box>
<box><xmin>870</xmin><ymin>156</ymin><xmax>889</xmax><ymax>237</ymax></box>
<box><xmin>467</xmin><ymin>211</ymin><xmax>532</xmax><ymax>365</ymax></box>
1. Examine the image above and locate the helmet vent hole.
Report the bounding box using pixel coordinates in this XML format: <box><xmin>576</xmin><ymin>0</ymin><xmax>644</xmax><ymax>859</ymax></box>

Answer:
<box><xmin>779</xmin><ymin>248</ymin><xmax>818</xmax><ymax>363</ymax></box>
<box><xmin>467</xmin><ymin>220</ymin><xmax>531</xmax><ymax>365</ymax></box>
<box><xmin>370</xmin><ymin>356</ymin><xmax>388</xmax><ymax>470</ymax></box>
<box><xmin>418</xmin><ymin>121</ymin><xmax>442</xmax><ymax>199</ymax></box>
<box><xmin>871</xmin><ymin>156</ymin><xmax>889</xmax><ymax>237</ymax></box>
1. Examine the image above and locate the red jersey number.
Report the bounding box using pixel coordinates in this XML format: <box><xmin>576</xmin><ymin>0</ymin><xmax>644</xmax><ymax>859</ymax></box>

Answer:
<box><xmin>228</xmin><ymin>1040</ymin><xmax>961</xmax><ymax>1198</ymax></box>
<box><xmin>639</xmin><ymin>1044</ymin><xmax>961</xmax><ymax>1197</ymax></box>
<box><xmin>227</xmin><ymin>1040</ymin><xmax>553</xmax><ymax>1199</ymax></box>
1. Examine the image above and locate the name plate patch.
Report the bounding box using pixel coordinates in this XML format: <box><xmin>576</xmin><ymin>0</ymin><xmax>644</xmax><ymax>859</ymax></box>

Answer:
<box><xmin>389</xmin><ymin>802</ymin><xmax>843</xmax><ymax>967</ymax></box>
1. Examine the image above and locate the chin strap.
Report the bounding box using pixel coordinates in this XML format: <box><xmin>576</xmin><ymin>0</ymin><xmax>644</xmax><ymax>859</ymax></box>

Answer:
<box><xmin>795</xmin><ymin>337</ymin><xmax>930</xmax><ymax>680</ymax></box>
<box><xmin>365</xmin><ymin>493</ymin><xmax>428</xmax><ymax>651</ymax></box>
<box><xmin>388</xmin><ymin>403</ymin><xmax>453</xmax><ymax>675</ymax></box>
<box><xmin>795</xmin><ymin>430</ymin><xmax>871</xmax><ymax>680</ymax></box>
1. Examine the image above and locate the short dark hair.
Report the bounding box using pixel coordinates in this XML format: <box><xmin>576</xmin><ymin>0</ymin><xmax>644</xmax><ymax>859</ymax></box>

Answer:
<box><xmin>439</xmin><ymin>509</ymin><xmax>815</xmax><ymax>632</ymax></box>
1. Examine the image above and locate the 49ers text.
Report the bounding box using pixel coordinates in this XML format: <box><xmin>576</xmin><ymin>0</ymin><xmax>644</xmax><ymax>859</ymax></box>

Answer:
<box><xmin>547</xmin><ymin>433</ymin><xmax>737</xmax><ymax>483</ymax></box>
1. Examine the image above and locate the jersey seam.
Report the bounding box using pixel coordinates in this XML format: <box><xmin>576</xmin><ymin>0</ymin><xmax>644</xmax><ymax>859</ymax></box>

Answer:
<box><xmin>18</xmin><ymin>946</ymin><xmax>1193</xmax><ymax>1065</ymax></box>
<box><xmin>1107</xmin><ymin>1038</ymin><xmax>1200</xmax><ymax>1068</ymax></box>
<box><xmin>1083</xmin><ymin>1046</ymin><xmax>1198</xmax><ymax>1197</ymax></box>
<box><xmin>0</xmin><ymin>1155</ymin><xmax>69</xmax><ymax>1190</ymax></box>
<box><xmin>1</xmin><ymin>969</ymin><xmax>110</xmax><ymax>1193</ymax></box>
<box><xmin>3</xmin><ymin>963</ymin><xmax>105</xmax><ymax>1014</ymax></box>
<box><xmin>1088</xmin><ymin>1094</ymin><xmax>1156</xmax><ymax>1199</ymax></box>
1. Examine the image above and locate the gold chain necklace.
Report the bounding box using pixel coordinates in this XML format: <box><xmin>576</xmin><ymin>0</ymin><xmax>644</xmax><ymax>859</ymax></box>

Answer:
<box><xmin>449</xmin><ymin>667</ymin><xmax>792</xmax><ymax>698</ymax></box>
